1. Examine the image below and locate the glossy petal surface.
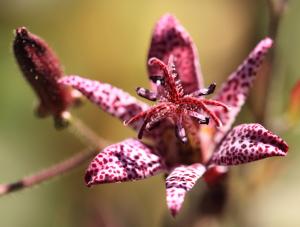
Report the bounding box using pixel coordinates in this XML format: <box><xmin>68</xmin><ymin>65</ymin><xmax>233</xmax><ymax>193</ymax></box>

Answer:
<box><xmin>166</xmin><ymin>164</ymin><xmax>206</xmax><ymax>216</ymax></box>
<box><xmin>85</xmin><ymin>139</ymin><xmax>165</xmax><ymax>186</ymax></box>
<box><xmin>213</xmin><ymin>38</ymin><xmax>273</xmax><ymax>142</ymax></box>
<box><xmin>148</xmin><ymin>14</ymin><xmax>203</xmax><ymax>94</ymax></box>
<box><xmin>60</xmin><ymin>76</ymin><xmax>148</xmax><ymax>130</ymax></box>
<box><xmin>210</xmin><ymin>123</ymin><xmax>288</xmax><ymax>166</ymax></box>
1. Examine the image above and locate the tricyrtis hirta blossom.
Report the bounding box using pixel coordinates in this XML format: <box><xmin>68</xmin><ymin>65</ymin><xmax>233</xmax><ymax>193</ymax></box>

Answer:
<box><xmin>60</xmin><ymin>14</ymin><xmax>288</xmax><ymax>216</ymax></box>
<box><xmin>13</xmin><ymin>27</ymin><xmax>81</xmax><ymax>128</ymax></box>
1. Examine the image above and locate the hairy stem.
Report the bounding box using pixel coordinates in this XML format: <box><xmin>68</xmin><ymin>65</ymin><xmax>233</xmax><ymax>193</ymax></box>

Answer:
<box><xmin>0</xmin><ymin>147</ymin><xmax>100</xmax><ymax>196</ymax></box>
<box><xmin>68</xmin><ymin>115</ymin><xmax>107</xmax><ymax>148</ymax></box>
<box><xmin>0</xmin><ymin>115</ymin><xmax>110</xmax><ymax>196</ymax></box>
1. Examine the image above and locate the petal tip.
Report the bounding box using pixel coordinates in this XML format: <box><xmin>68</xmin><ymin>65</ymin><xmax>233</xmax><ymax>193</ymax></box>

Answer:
<box><xmin>256</xmin><ymin>37</ymin><xmax>273</xmax><ymax>51</ymax></box>
<box><xmin>158</xmin><ymin>13</ymin><xmax>179</xmax><ymax>25</ymax></box>
<box><xmin>84</xmin><ymin>169</ymin><xmax>95</xmax><ymax>187</ymax></box>
<box><xmin>278</xmin><ymin>139</ymin><xmax>289</xmax><ymax>155</ymax></box>
<box><xmin>15</xmin><ymin>26</ymin><xmax>29</xmax><ymax>37</ymax></box>
<box><xmin>263</xmin><ymin>37</ymin><xmax>273</xmax><ymax>47</ymax></box>
<box><xmin>170</xmin><ymin>207</ymin><xmax>180</xmax><ymax>217</ymax></box>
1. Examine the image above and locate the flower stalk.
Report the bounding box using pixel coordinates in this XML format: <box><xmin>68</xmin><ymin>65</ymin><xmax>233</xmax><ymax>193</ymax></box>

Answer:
<box><xmin>254</xmin><ymin>0</ymin><xmax>288</xmax><ymax>124</ymax></box>
<box><xmin>0</xmin><ymin>146</ymin><xmax>99</xmax><ymax>196</ymax></box>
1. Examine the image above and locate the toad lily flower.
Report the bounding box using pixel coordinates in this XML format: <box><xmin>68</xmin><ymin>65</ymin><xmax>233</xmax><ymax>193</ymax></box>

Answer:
<box><xmin>59</xmin><ymin>14</ymin><xmax>288</xmax><ymax>216</ymax></box>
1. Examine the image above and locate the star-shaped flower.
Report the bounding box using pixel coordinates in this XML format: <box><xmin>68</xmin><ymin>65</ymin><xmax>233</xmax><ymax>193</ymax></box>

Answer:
<box><xmin>59</xmin><ymin>14</ymin><xmax>288</xmax><ymax>217</ymax></box>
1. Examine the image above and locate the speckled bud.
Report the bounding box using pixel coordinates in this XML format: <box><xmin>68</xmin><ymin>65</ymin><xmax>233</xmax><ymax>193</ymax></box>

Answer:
<box><xmin>13</xmin><ymin>27</ymin><xmax>81</xmax><ymax>128</ymax></box>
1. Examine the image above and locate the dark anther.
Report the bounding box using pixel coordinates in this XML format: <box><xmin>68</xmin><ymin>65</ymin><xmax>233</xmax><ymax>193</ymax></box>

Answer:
<box><xmin>136</xmin><ymin>87</ymin><xmax>157</xmax><ymax>101</ymax></box>
<box><xmin>175</xmin><ymin>124</ymin><xmax>188</xmax><ymax>143</ymax></box>
<box><xmin>192</xmin><ymin>116</ymin><xmax>210</xmax><ymax>125</ymax></box>
<box><xmin>201</xmin><ymin>117</ymin><xmax>210</xmax><ymax>125</ymax></box>
<box><xmin>207</xmin><ymin>83</ymin><xmax>216</xmax><ymax>95</ymax></box>
<box><xmin>191</xmin><ymin>83</ymin><xmax>217</xmax><ymax>97</ymax></box>
<box><xmin>149</xmin><ymin>75</ymin><xmax>165</xmax><ymax>85</ymax></box>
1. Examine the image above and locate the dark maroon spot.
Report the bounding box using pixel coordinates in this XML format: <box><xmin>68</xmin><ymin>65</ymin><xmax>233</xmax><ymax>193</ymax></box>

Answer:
<box><xmin>85</xmin><ymin>171</ymin><xmax>93</xmax><ymax>185</ymax></box>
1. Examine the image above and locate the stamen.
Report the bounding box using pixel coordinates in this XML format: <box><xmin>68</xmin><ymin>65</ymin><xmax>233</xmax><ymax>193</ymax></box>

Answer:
<box><xmin>138</xmin><ymin>120</ymin><xmax>148</xmax><ymax>139</ymax></box>
<box><xmin>145</xmin><ymin>104</ymin><xmax>175</xmax><ymax>131</ymax></box>
<box><xmin>145</xmin><ymin>114</ymin><xmax>166</xmax><ymax>131</ymax></box>
<box><xmin>200</xmin><ymin>104</ymin><xmax>222</xmax><ymax>127</ymax></box>
<box><xmin>191</xmin><ymin>83</ymin><xmax>216</xmax><ymax>97</ymax></box>
<box><xmin>181</xmin><ymin>97</ymin><xmax>223</xmax><ymax>127</ymax></box>
<box><xmin>148</xmin><ymin>58</ymin><xmax>169</xmax><ymax>77</ymax></box>
<box><xmin>136</xmin><ymin>87</ymin><xmax>158</xmax><ymax>101</ymax></box>
<box><xmin>126</xmin><ymin>55</ymin><xmax>230</xmax><ymax>143</ymax></box>
<box><xmin>187</xmin><ymin>110</ymin><xmax>210</xmax><ymax>124</ymax></box>
<box><xmin>202</xmin><ymin>99</ymin><xmax>230</xmax><ymax>112</ymax></box>
<box><xmin>175</xmin><ymin>113</ymin><xmax>187</xmax><ymax>143</ymax></box>
<box><xmin>168</xmin><ymin>55</ymin><xmax>184</xmax><ymax>96</ymax></box>
<box><xmin>149</xmin><ymin>75</ymin><xmax>165</xmax><ymax>85</ymax></box>
<box><xmin>123</xmin><ymin>111</ymin><xmax>147</xmax><ymax>126</ymax></box>
<box><xmin>148</xmin><ymin>57</ymin><xmax>181</xmax><ymax>100</ymax></box>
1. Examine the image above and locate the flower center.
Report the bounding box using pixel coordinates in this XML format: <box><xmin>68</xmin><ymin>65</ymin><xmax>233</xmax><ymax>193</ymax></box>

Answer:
<box><xmin>124</xmin><ymin>56</ymin><xmax>229</xmax><ymax>143</ymax></box>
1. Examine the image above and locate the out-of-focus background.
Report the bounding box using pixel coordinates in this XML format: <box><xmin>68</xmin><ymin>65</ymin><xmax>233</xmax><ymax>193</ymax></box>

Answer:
<box><xmin>0</xmin><ymin>0</ymin><xmax>300</xmax><ymax>226</ymax></box>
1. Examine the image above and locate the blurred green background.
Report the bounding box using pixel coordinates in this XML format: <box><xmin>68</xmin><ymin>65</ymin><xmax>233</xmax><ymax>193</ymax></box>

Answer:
<box><xmin>1</xmin><ymin>0</ymin><xmax>300</xmax><ymax>226</ymax></box>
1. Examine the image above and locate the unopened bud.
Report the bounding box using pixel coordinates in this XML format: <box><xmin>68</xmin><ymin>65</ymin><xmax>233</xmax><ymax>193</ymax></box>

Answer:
<box><xmin>13</xmin><ymin>27</ymin><xmax>81</xmax><ymax>128</ymax></box>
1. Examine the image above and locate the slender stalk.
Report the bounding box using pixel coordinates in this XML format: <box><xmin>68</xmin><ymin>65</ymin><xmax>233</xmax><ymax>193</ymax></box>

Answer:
<box><xmin>267</xmin><ymin>0</ymin><xmax>288</xmax><ymax>39</ymax></box>
<box><xmin>68</xmin><ymin>114</ymin><xmax>108</xmax><ymax>148</ymax></box>
<box><xmin>0</xmin><ymin>115</ymin><xmax>110</xmax><ymax>196</ymax></box>
<box><xmin>256</xmin><ymin>0</ymin><xmax>288</xmax><ymax>124</ymax></box>
<box><xmin>0</xmin><ymin>147</ymin><xmax>99</xmax><ymax>196</ymax></box>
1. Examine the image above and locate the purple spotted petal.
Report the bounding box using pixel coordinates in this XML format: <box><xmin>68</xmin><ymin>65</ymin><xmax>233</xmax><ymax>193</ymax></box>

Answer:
<box><xmin>166</xmin><ymin>164</ymin><xmax>206</xmax><ymax>217</ymax></box>
<box><xmin>210</xmin><ymin>123</ymin><xmax>288</xmax><ymax>166</ymax></box>
<box><xmin>59</xmin><ymin>75</ymin><xmax>148</xmax><ymax>130</ymax></box>
<box><xmin>213</xmin><ymin>38</ymin><xmax>273</xmax><ymax>143</ymax></box>
<box><xmin>85</xmin><ymin>139</ymin><xmax>166</xmax><ymax>186</ymax></box>
<box><xmin>148</xmin><ymin>14</ymin><xmax>203</xmax><ymax>94</ymax></box>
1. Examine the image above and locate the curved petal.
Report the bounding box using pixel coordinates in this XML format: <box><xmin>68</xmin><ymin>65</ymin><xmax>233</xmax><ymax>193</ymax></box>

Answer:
<box><xmin>166</xmin><ymin>164</ymin><xmax>206</xmax><ymax>217</ymax></box>
<box><xmin>210</xmin><ymin>123</ymin><xmax>288</xmax><ymax>166</ymax></box>
<box><xmin>148</xmin><ymin>14</ymin><xmax>203</xmax><ymax>94</ymax></box>
<box><xmin>85</xmin><ymin>139</ymin><xmax>166</xmax><ymax>186</ymax></box>
<box><xmin>212</xmin><ymin>38</ymin><xmax>273</xmax><ymax>143</ymax></box>
<box><xmin>59</xmin><ymin>75</ymin><xmax>148</xmax><ymax>131</ymax></box>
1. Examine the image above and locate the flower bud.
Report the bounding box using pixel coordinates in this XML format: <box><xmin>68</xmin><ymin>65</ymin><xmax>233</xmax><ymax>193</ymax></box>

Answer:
<box><xmin>13</xmin><ymin>27</ymin><xmax>81</xmax><ymax>128</ymax></box>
